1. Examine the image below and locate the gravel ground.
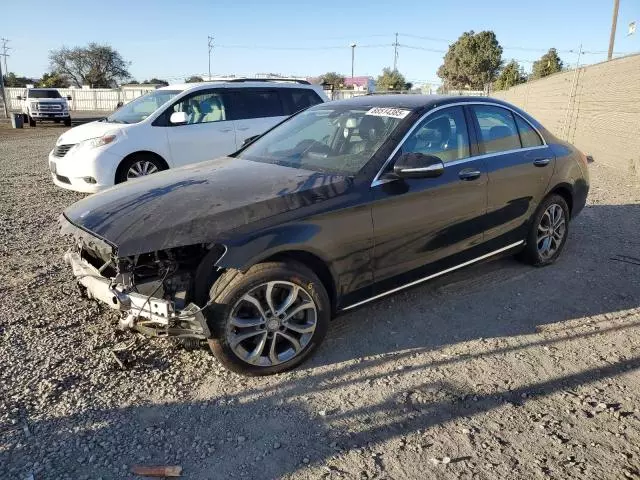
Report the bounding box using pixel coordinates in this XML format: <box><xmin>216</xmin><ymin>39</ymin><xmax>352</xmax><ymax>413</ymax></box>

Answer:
<box><xmin>1</xmin><ymin>127</ymin><xmax>640</xmax><ymax>480</ymax></box>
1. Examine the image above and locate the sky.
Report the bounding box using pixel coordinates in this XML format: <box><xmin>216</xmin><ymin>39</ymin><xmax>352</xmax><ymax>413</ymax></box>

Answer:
<box><xmin>1</xmin><ymin>0</ymin><xmax>639</xmax><ymax>86</ymax></box>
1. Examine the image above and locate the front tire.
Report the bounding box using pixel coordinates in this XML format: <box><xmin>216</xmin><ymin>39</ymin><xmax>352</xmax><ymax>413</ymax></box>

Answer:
<box><xmin>28</xmin><ymin>115</ymin><xmax>36</xmax><ymax>127</ymax></box>
<box><xmin>519</xmin><ymin>194</ymin><xmax>570</xmax><ymax>266</ymax></box>
<box><xmin>63</xmin><ymin>118</ymin><xmax>71</xmax><ymax>127</ymax></box>
<box><xmin>205</xmin><ymin>261</ymin><xmax>330</xmax><ymax>376</ymax></box>
<box><xmin>115</xmin><ymin>154</ymin><xmax>165</xmax><ymax>183</ymax></box>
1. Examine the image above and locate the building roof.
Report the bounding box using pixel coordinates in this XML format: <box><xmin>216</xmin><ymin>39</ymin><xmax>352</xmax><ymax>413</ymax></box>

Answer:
<box><xmin>344</xmin><ymin>76</ymin><xmax>374</xmax><ymax>87</ymax></box>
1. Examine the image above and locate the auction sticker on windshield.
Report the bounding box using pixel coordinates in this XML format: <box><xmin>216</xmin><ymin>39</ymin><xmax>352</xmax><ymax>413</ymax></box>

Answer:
<box><xmin>365</xmin><ymin>107</ymin><xmax>410</xmax><ymax>119</ymax></box>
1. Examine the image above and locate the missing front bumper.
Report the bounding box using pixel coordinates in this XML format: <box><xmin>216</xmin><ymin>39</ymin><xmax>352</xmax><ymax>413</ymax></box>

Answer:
<box><xmin>64</xmin><ymin>251</ymin><xmax>207</xmax><ymax>339</ymax></box>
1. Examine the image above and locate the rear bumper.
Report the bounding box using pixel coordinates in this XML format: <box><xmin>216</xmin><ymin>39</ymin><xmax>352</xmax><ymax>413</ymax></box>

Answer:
<box><xmin>571</xmin><ymin>178</ymin><xmax>589</xmax><ymax>219</ymax></box>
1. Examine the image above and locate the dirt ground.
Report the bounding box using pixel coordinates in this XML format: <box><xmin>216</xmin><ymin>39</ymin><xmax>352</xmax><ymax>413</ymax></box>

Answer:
<box><xmin>1</xmin><ymin>126</ymin><xmax>639</xmax><ymax>480</ymax></box>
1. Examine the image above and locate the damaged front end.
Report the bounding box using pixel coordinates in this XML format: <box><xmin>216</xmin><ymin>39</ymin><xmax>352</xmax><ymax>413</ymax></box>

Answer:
<box><xmin>59</xmin><ymin>214</ymin><xmax>225</xmax><ymax>342</ymax></box>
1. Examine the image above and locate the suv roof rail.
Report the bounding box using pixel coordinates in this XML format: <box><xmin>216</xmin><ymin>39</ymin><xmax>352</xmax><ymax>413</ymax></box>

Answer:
<box><xmin>223</xmin><ymin>78</ymin><xmax>311</xmax><ymax>85</ymax></box>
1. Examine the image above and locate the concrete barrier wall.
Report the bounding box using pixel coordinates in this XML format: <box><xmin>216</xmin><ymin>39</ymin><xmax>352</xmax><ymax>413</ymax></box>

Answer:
<box><xmin>492</xmin><ymin>53</ymin><xmax>640</xmax><ymax>175</ymax></box>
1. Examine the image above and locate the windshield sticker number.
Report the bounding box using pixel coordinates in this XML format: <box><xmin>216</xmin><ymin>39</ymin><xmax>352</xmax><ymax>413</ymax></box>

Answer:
<box><xmin>365</xmin><ymin>107</ymin><xmax>410</xmax><ymax>119</ymax></box>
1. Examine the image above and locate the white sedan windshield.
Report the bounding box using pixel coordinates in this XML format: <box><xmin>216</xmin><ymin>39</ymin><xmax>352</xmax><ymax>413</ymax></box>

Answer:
<box><xmin>105</xmin><ymin>90</ymin><xmax>180</xmax><ymax>124</ymax></box>
<box><xmin>237</xmin><ymin>105</ymin><xmax>409</xmax><ymax>175</ymax></box>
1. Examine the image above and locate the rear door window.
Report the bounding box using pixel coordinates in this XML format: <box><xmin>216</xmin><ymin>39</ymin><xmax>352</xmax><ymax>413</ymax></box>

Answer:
<box><xmin>471</xmin><ymin>105</ymin><xmax>521</xmax><ymax>154</ymax></box>
<box><xmin>228</xmin><ymin>89</ymin><xmax>285</xmax><ymax>120</ymax></box>
<box><xmin>281</xmin><ymin>88</ymin><xmax>324</xmax><ymax>114</ymax></box>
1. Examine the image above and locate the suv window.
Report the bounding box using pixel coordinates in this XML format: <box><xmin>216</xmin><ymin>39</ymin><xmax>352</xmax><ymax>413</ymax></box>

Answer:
<box><xmin>170</xmin><ymin>90</ymin><xmax>227</xmax><ymax>124</ymax></box>
<box><xmin>281</xmin><ymin>88</ymin><xmax>323</xmax><ymax>114</ymax></box>
<box><xmin>400</xmin><ymin>106</ymin><xmax>470</xmax><ymax>163</ymax></box>
<box><xmin>228</xmin><ymin>89</ymin><xmax>285</xmax><ymax>120</ymax></box>
<box><xmin>471</xmin><ymin>105</ymin><xmax>521</xmax><ymax>154</ymax></box>
<box><xmin>514</xmin><ymin>115</ymin><xmax>543</xmax><ymax>148</ymax></box>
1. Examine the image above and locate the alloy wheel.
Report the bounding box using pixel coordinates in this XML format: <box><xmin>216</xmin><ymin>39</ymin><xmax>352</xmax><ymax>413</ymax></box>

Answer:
<box><xmin>537</xmin><ymin>203</ymin><xmax>566</xmax><ymax>260</ymax></box>
<box><xmin>126</xmin><ymin>160</ymin><xmax>159</xmax><ymax>179</ymax></box>
<box><xmin>227</xmin><ymin>281</ymin><xmax>318</xmax><ymax>367</ymax></box>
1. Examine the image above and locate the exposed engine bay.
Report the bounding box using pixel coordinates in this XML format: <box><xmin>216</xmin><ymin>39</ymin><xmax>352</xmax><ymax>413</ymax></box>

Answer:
<box><xmin>59</xmin><ymin>214</ymin><xmax>224</xmax><ymax>342</ymax></box>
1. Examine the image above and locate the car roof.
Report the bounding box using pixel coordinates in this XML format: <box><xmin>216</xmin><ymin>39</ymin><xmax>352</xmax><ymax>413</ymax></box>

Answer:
<box><xmin>158</xmin><ymin>81</ymin><xmax>318</xmax><ymax>92</ymax></box>
<box><xmin>325</xmin><ymin>94</ymin><xmax>518</xmax><ymax>111</ymax></box>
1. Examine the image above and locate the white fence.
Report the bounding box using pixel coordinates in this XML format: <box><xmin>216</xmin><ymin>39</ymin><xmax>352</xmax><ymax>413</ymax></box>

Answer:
<box><xmin>4</xmin><ymin>86</ymin><xmax>157</xmax><ymax>111</ymax></box>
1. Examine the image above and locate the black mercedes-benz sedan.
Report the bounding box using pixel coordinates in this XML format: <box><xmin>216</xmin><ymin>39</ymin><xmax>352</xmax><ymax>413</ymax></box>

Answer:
<box><xmin>59</xmin><ymin>95</ymin><xmax>589</xmax><ymax>375</ymax></box>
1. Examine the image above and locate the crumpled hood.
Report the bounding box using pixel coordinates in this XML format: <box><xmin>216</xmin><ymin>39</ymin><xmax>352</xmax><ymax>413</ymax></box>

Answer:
<box><xmin>56</xmin><ymin>120</ymin><xmax>128</xmax><ymax>145</ymax></box>
<box><xmin>63</xmin><ymin>157</ymin><xmax>351</xmax><ymax>257</ymax></box>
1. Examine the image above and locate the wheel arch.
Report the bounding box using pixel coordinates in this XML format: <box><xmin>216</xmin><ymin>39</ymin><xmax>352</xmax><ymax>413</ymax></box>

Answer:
<box><xmin>115</xmin><ymin>150</ymin><xmax>169</xmax><ymax>183</ymax></box>
<box><xmin>216</xmin><ymin>246</ymin><xmax>339</xmax><ymax>313</ymax></box>
<box><xmin>548</xmin><ymin>182</ymin><xmax>574</xmax><ymax>216</ymax></box>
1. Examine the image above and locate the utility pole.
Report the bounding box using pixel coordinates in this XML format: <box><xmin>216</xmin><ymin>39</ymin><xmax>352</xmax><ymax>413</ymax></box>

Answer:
<box><xmin>350</xmin><ymin>43</ymin><xmax>356</xmax><ymax>78</ymax></box>
<box><xmin>207</xmin><ymin>35</ymin><xmax>214</xmax><ymax>80</ymax></box>
<box><xmin>608</xmin><ymin>0</ymin><xmax>620</xmax><ymax>60</ymax></box>
<box><xmin>0</xmin><ymin>51</ymin><xmax>8</xmax><ymax>118</ymax></box>
<box><xmin>0</xmin><ymin>38</ymin><xmax>10</xmax><ymax>77</ymax></box>
<box><xmin>393</xmin><ymin>33</ymin><xmax>399</xmax><ymax>70</ymax></box>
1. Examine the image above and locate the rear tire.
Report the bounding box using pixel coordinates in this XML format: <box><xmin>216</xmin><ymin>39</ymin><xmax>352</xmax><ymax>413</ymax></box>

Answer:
<box><xmin>205</xmin><ymin>261</ymin><xmax>330</xmax><ymax>376</ymax></box>
<box><xmin>115</xmin><ymin>153</ymin><xmax>165</xmax><ymax>183</ymax></box>
<box><xmin>518</xmin><ymin>194</ymin><xmax>570</xmax><ymax>266</ymax></box>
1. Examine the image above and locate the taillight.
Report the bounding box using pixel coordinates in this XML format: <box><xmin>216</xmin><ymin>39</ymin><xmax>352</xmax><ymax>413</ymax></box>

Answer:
<box><xmin>577</xmin><ymin>150</ymin><xmax>589</xmax><ymax>169</ymax></box>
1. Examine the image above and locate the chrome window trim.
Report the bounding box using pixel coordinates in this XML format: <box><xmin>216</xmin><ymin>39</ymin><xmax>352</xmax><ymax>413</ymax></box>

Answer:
<box><xmin>370</xmin><ymin>101</ymin><xmax>548</xmax><ymax>187</ymax></box>
<box><xmin>341</xmin><ymin>240</ymin><xmax>524</xmax><ymax>311</ymax></box>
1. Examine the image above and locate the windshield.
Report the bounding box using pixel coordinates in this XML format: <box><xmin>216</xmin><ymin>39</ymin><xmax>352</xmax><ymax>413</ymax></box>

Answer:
<box><xmin>237</xmin><ymin>105</ymin><xmax>410</xmax><ymax>175</ymax></box>
<box><xmin>29</xmin><ymin>89</ymin><xmax>61</xmax><ymax>99</ymax></box>
<box><xmin>105</xmin><ymin>89</ymin><xmax>180</xmax><ymax>124</ymax></box>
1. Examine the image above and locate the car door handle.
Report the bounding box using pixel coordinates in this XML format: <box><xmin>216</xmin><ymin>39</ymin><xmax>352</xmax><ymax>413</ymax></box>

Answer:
<box><xmin>458</xmin><ymin>169</ymin><xmax>482</xmax><ymax>181</ymax></box>
<box><xmin>218</xmin><ymin>128</ymin><xmax>233</xmax><ymax>133</ymax></box>
<box><xmin>533</xmin><ymin>158</ymin><xmax>552</xmax><ymax>167</ymax></box>
<box><xmin>236</xmin><ymin>126</ymin><xmax>250</xmax><ymax>131</ymax></box>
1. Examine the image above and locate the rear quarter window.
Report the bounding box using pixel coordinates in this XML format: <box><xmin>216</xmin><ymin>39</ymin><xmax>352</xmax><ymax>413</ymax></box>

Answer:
<box><xmin>281</xmin><ymin>88</ymin><xmax>323</xmax><ymax>114</ymax></box>
<box><xmin>515</xmin><ymin>115</ymin><xmax>544</xmax><ymax>148</ymax></box>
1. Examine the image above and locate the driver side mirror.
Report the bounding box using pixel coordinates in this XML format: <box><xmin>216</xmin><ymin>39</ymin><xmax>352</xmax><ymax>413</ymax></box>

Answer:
<box><xmin>67</xmin><ymin>96</ymin><xmax>72</xmax><ymax>101</ymax></box>
<box><xmin>393</xmin><ymin>152</ymin><xmax>445</xmax><ymax>179</ymax></box>
<box><xmin>170</xmin><ymin>111</ymin><xmax>188</xmax><ymax>125</ymax></box>
<box><xmin>16</xmin><ymin>96</ymin><xmax>22</xmax><ymax>100</ymax></box>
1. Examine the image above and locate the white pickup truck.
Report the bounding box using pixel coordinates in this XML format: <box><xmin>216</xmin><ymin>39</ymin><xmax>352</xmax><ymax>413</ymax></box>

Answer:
<box><xmin>17</xmin><ymin>88</ymin><xmax>72</xmax><ymax>127</ymax></box>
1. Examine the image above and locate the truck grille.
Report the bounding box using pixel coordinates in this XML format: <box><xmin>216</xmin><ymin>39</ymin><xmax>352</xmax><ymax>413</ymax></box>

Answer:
<box><xmin>39</xmin><ymin>103</ymin><xmax>63</xmax><ymax>111</ymax></box>
<box><xmin>53</xmin><ymin>144</ymin><xmax>75</xmax><ymax>157</ymax></box>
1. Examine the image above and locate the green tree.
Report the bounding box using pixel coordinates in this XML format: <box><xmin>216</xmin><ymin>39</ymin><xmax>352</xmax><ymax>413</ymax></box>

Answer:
<box><xmin>320</xmin><ymin>72</ymin><xmax>345</xmax><ymax>88</ymax></box>
<box><xmin>494</xmin><ymin>60</ymin><xmax>527</xmax><ymax>91</ymax></box>
<box><xmin>143</xmin><ymin>78</ymin><xmax>169</xmax><ymax>87</ymax></box>
<box><xmin>3</xmin><ymin>72</ymin><xmax>33</xmax><ymax>87</ymax></box>
<box><xmin>185</xmin><ymin>76</ymin><xmax>204</xmax><ymax>83</ymax></box>
<box><xmin>37</xmin><ymin>72</ymin><xmax>70</xmax><ymax>88</ymax></box>
<box><xmin>531</xmin><ymin>48</ymin><xmax>563</xmax><ymax>79</ymax></box>
<box><xmin>376</xmin><ymin>68</ymin><xmax>406</xmax><ymax>90</ymax></box>
<box><xmin>437</xmin><ymin>30</ymin><xmax>503</xmax><ymax>90</ymax></box>
<box><xmin>49</xmin><ymin>43</ymin><xmax>131</xmax><ymax>88</ymax></box>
